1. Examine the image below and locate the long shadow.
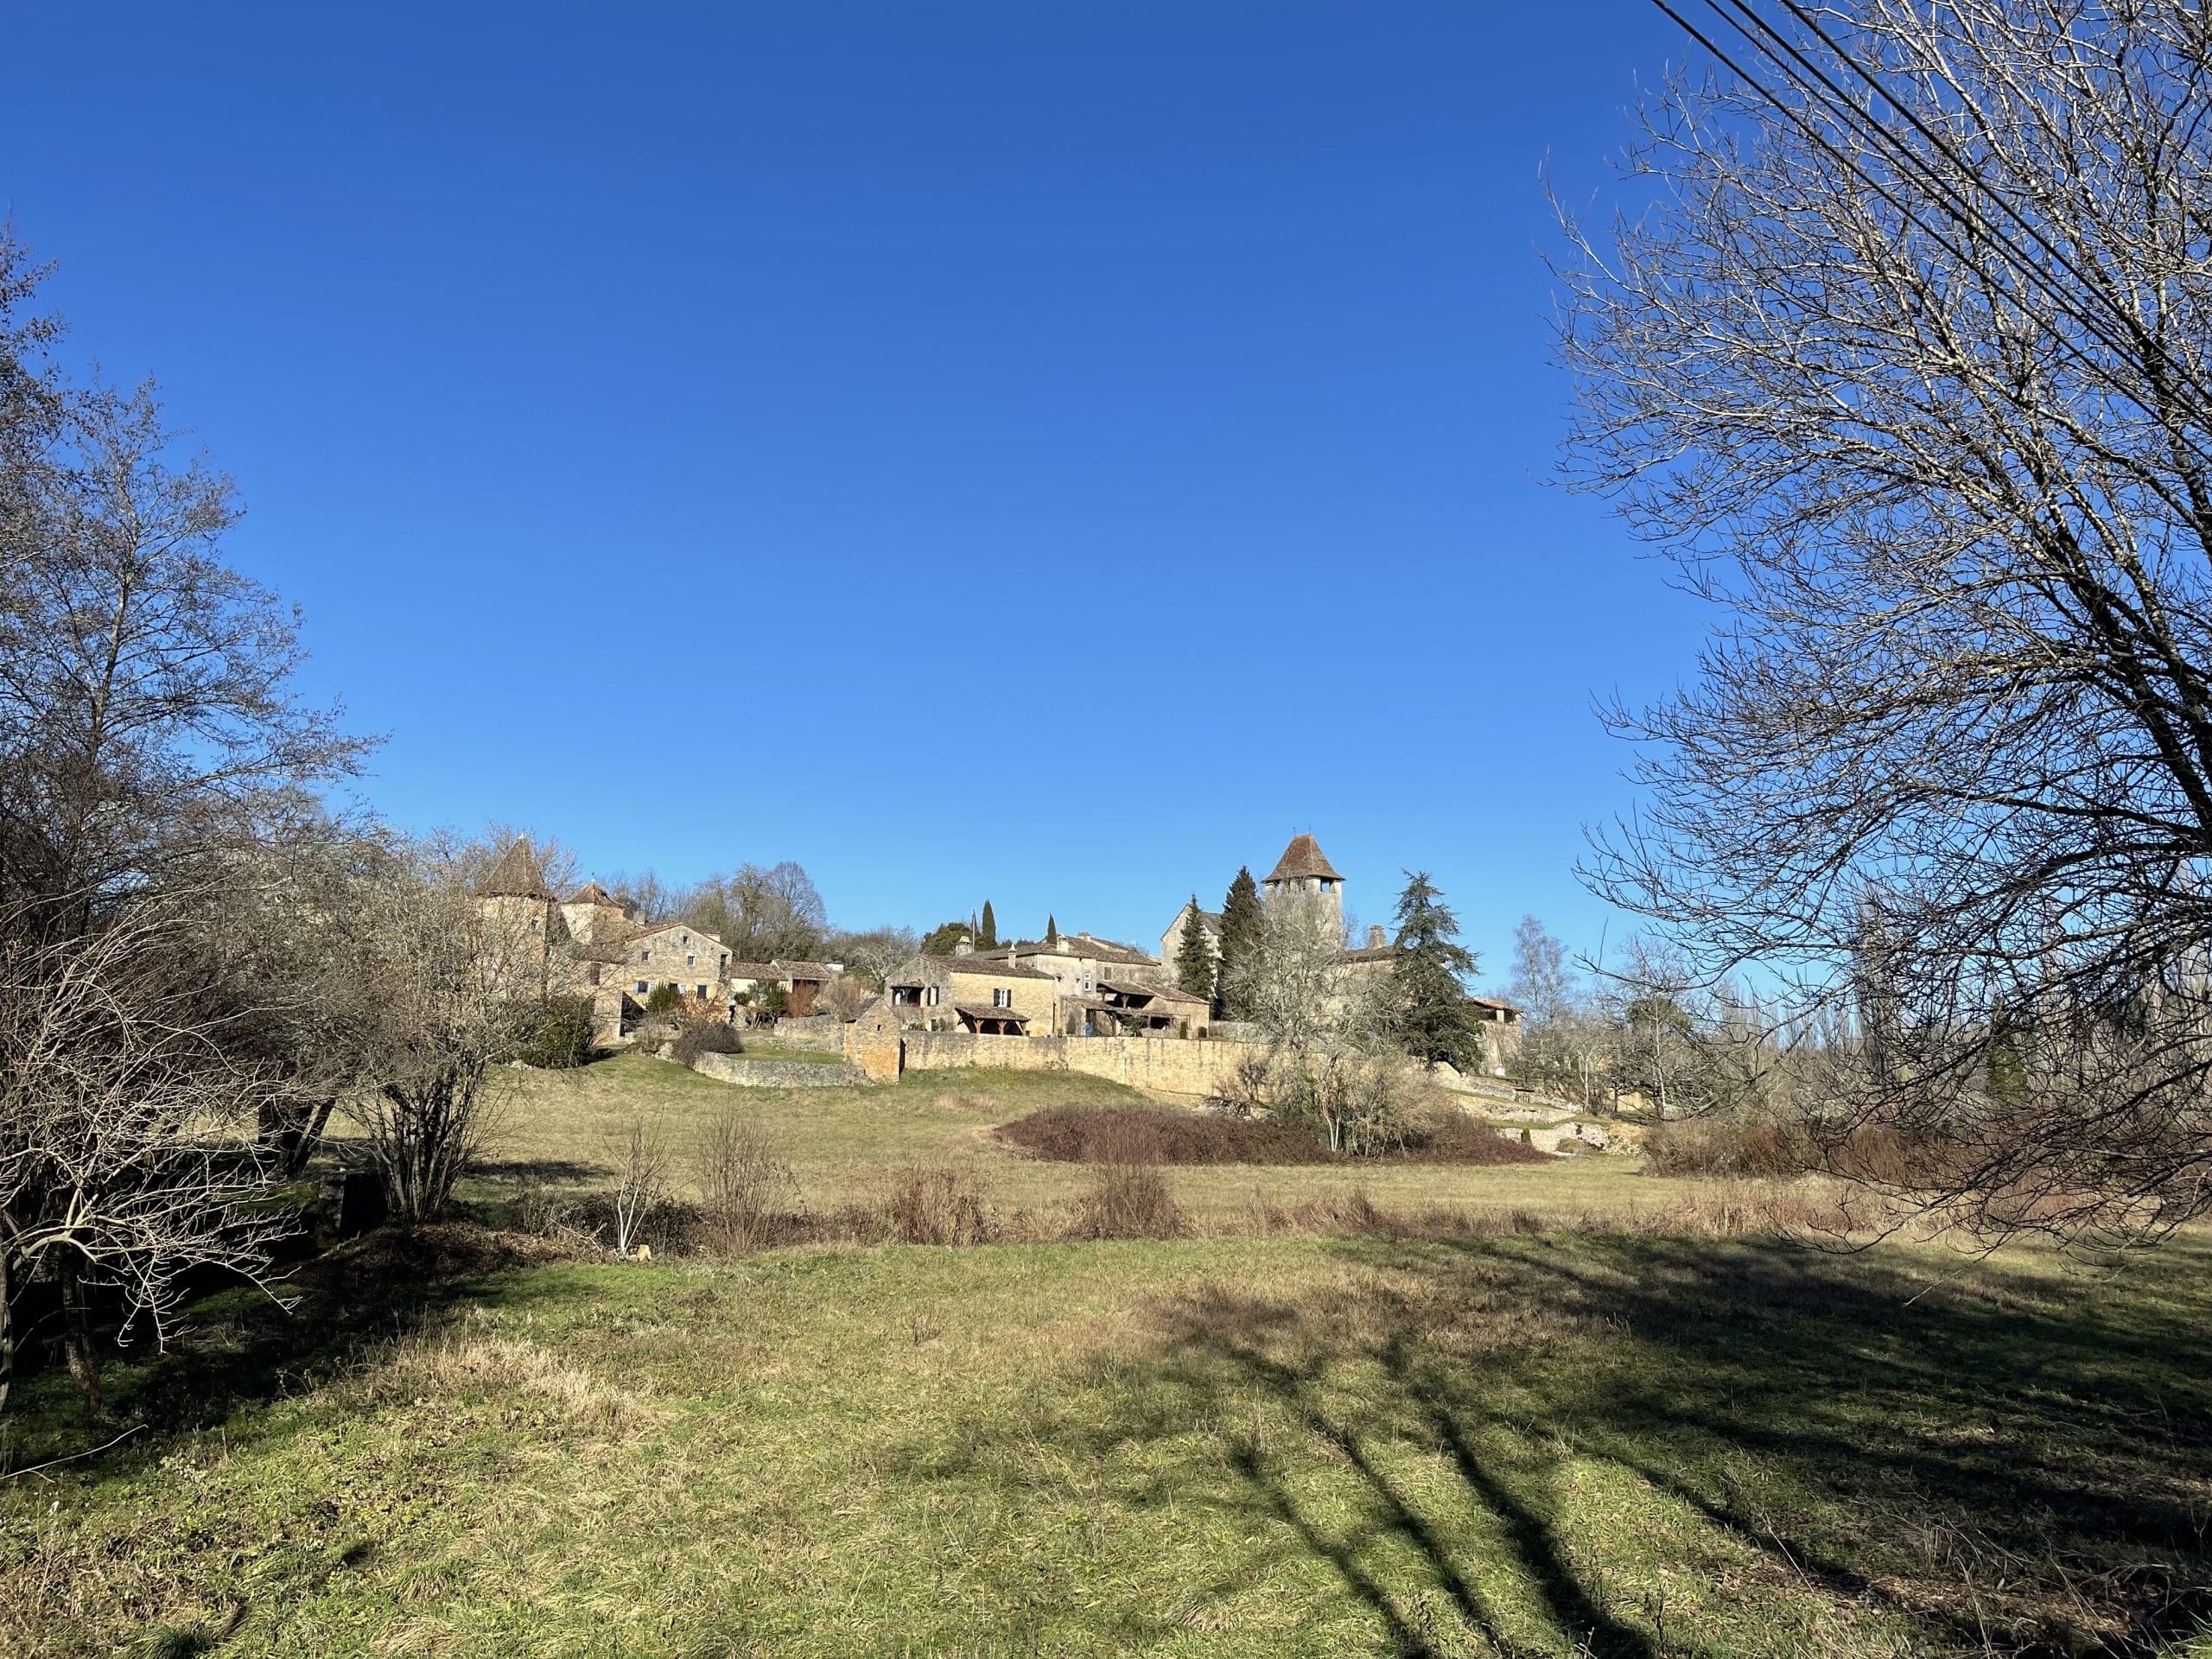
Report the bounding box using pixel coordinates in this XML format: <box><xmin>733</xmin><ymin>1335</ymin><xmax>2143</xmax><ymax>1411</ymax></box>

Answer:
<box><xmin>3</xmin><ymin>1224</ymin><xmax>556</xmax><ymax>1475</ymax></box>
<box><xmin>894</xmin><ymin>1230</ymin><xmax>2212</xmax><ymax>1656</ymax></box>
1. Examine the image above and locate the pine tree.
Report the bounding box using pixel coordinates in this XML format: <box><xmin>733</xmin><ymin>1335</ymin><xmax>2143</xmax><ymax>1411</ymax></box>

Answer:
<box><xmin>979</xmin><ymin>900</ymin><xmax>998</xmax><ymax>949</ymax></box>
<box><xmin>1173</xmin><ymin>894</ymin><xmax>1217</xmax><ymax>1001</ymax></box>
<box><xmin>1390</xmin><ymin>870</ymin><xmax>1482</xmax><ymax>1070</ymax></box>
<box><xmin>1216</xmin><ymin>867</ymin><xmax>1263</xmax><ymax>1019</ymax></box>
<box><xmin>1045</xmin><ymin>915</ymin><xmax>1058</xmax><ymax>945</ymax></box>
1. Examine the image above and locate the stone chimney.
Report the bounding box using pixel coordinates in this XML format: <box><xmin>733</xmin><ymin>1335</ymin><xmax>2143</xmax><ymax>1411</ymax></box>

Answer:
<box><xmin>1055</xmin><ymin>936</ymin><xmax>1071</xmax><ymax>954</ymax></box>
<box><xmin>1368</xmin><ymin>925</ymin><xmax>1387</xmax><ymax>950</ymax></box>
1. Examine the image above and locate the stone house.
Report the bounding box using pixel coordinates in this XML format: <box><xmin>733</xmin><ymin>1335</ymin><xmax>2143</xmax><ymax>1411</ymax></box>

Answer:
<box><xmin>1159</xmin><ymin>902</ymin><xmax>1220</xmax><ymax>975</ymax></box>
<box><xmin>1078</xmin><ymin>978</ymin><xmax>1211</xmax><ymax>1037</ymax></box>
<box><xmin>970</xmin><ymin>932</ymin><xmax>1167</xmax><ymax>1023</ymax></box>
<box><xmin>623</xmin><ymin>922</ymin><xmax>742</xmax><ymax>1009</ymax></box>
<box><xmin>474</xmin><ymin>842</ymin><xmax>577</xmax><ymax>997</ymax></box>
<box><xmin>884</xmin><ymin>950</ymin><xmax>1059</xmax><ymax>1035</ymax></box>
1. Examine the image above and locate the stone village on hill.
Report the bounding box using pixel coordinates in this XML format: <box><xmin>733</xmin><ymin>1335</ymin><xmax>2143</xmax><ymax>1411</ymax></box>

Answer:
<box><xmin>470</xmin><ymin>833</ymin><xmax>1522</xmax><ymax>1090</ymax></box>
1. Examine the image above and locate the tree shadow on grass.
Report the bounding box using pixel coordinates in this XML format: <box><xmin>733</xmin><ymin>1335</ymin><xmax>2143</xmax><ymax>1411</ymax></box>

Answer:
<box><xmin>898</xmin><ymin>1233</ymin><xmax>2212</xmax><ymax>1657</ymax></box>
<box><xmin>3</xmin><ymin>1224</ymin><xmax>562</xmax><ymax>1476</ymax></box>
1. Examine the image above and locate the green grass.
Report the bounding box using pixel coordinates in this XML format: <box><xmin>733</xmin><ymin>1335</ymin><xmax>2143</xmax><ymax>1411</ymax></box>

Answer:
<box><xmin>10</xmin><ymin>1056</ymin><xmax>2212</xmax><ymax>1656</ymax></box>
<box><xmin>474</xmin><ymin>1052</ymin><xmax>1694</xmax><ymax>1227</ymax></box>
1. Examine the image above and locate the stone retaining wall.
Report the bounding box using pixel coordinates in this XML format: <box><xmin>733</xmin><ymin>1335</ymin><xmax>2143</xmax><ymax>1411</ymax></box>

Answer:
<box><xmin>893</xmin><ymin>1030</ymin><xmax>1265</xmax><ymax>1096</ymax></box>
<box><xmin>758</xmin><ymin>1014</ymin><xmax>843</xmax><ymax>1052</ymax></box>
<box><xmin>692</xmin><ymin>1052</ymin><xmax>871</xmax><ymax>1089</ymax></box>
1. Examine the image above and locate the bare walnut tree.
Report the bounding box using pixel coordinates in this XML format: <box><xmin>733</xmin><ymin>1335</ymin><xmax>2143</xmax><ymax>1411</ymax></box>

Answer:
<box><xmin>1559</xmin><ymin>0</ymin><xmax>2212</xmax><ymax>1236</ymax></box>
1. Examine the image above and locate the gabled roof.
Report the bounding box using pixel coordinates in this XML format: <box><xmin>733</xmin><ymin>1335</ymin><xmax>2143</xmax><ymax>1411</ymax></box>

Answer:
<box><xmin>1264</xmin><ymin>834</ymin><xmax>1343</xmax><ymax>884</ymax></box>
<box><xmin>938</xmin><ymin>953</ymin><xmax>1055</xmax><ymax>981</ymax></box>
<box><xmin>774</xmin><ymin>960</ymin><xmax>840</xmax><ymax>981</ymax></box>
<box><xmin>954</xmin><ymin>1003</ymin><xmax>1032</xmax><ymax>1024</ymax></box>
<box><xmin>632</xmin><ymin>921</ymin><xmax>730</xmax><ymax>950</ymax></box>
<box><xmin>477</xmin><ymin>840</ymin><xmax>553</xmax><ymax>900</ymax></box>
<box><xmin>567</xmin><ymin>880</ymin><xmax>618</xmax><ymax>906</ymax></box>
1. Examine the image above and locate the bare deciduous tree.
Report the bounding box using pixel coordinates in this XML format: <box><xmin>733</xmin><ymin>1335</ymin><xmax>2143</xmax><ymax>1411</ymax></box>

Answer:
<box><xmin>1559</xmin><ymin>0</ymin><xmax>2212</xmax><ymax>1236</ymax></box>
<box><xmin>0</xmin><ymin>899</ymin><xmax>297</xmax><ymax>1414</ymax></box>
<box><xmin>605</xmin><ymin>1119</ymin><xmax>671</xmax><ymax>1257</ymax></box>
<box><xmin>693</xmin><ymin>1109</ymin><xmax>798</xmax><ymax>1251</ymax></box>
<box><xmin>343</xmin><ymin>842</ymin><xmax>535</xmax><ymax>1224</ymax></box>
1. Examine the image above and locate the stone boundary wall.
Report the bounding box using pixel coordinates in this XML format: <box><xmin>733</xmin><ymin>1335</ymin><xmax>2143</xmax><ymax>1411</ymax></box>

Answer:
<box><xmin>692</xmin><ymin>1052</ymin><xmax>871</xmax><ymax>1090</ymax></box>
<box><xmin>758</xmin><ymin>1014</ymin><xmax>843</xmax><ymax>1052</ymax></box>
<box><xmin>895</xmin><ymin>1031</ymin><xmax>1268</xmax><ymax>1097</ymax></box>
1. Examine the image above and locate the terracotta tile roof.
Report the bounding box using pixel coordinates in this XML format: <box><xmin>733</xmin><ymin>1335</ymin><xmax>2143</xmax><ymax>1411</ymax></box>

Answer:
<box><xmin>1007</xmin><ymin>935</ymin><xmax>1159</xmax><ymax>967</ymax></box>
<box><xmin>725</xmin><ymin>961</ymin><xmax>780</xmax><ymax>980</ymax></box>
<box><xmin>567</xmin><ymin>880</ymin><xmax>618</xmax><ymax>906</ymax></box>
<box><xmin>476</xmin><ymin>840</ymin><xmax>553</xmax><ymax>900</ymax></box>
<box><xmin>1100</xmin><ymin>978</ymin><xmax>1205</xmax><ymax>1004</ymax></box>
<box><xmin>955</xmin><ymin>1003</ymin><xmax>1033</xmax><ymax>1024</ymax></box>
<box><xmin>1263</xmin><ymin>834</ymin><xmax>1343</xmax><ymax>884</ymax></box>
<box><xmin>939</xmin><ymin>954</ymin><xmax>1055</xmax><ymax>981</ymax></box>
<box><xmin>1467</xmin><ymin>995</ymin><xmax>1521</xmax><ymax>1015</ymax></box>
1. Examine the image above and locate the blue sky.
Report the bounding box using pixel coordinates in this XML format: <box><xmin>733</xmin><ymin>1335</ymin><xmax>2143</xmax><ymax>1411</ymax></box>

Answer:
<box><xmin>2</xmin><ymin>2</ymin><xmax>1707</xmax><ymax>982</ymax></box>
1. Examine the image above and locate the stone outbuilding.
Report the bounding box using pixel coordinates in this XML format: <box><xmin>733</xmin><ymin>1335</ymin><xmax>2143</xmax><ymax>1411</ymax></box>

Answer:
<box><xmin>884</xmin><ymin>950</ymin><xmax>1059</xmax><ymax>1035</ymax></box>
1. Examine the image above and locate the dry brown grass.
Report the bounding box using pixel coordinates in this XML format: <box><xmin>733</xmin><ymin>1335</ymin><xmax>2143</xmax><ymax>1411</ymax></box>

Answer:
<box><xmin>885</xmin><ymin>1167</ymin><xmax>1001</xmax><ymax>1246</ymax></box>
<box><xmin>1065</xmin><ymin>1164</ymin><xmax>1187</xmax><ymax>1240</ymax></box>
<box><xmin>341</xmin><ymin>1328</ymin><xmax>658</xmax><ymax>1435</ymax></box>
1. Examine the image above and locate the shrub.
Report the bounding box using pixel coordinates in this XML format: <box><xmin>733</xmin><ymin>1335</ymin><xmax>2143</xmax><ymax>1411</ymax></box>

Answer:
<box><xmin>693</xmin><ymin>1108</ymin><xmax>798</xmax><ymax>1250</ymax></box>
<box><xmin>645</xmin><ymin>983</ymin><xmax>683</xmax><ymax>1016</ymax></box>
<box><xmin>508</xmin><ymin>995</ymin><xmax>598</xmax><ymax>1069</ymax></box>
<box><xmin>670</xmin><ymin>1019</ymin><xmax>745</xmax><ymax>1066</ymax></box>
<box><xmin>995</xmin><ymin>1105</ymin><xmax>1551</xmax><ymax>1167</ymax></box>
<box><xmin>1067</xmin><ymin>1163</ymin><xmax>1185</xmax><ymax>1239</ymax></box>
<box><xmin>887</xmin><ymin>1167</ymin><xmax>997</xmax><ymax>1245</ymax></box>
<box><xmin>1643</xmin><ymin>1117</ymin><xmax>1809</xmax><ymax>1179</ymax></box>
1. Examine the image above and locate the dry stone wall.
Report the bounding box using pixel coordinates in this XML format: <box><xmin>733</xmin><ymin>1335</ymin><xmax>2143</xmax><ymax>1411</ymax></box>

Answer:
<box><xmin>893</xmin><ymin>1030</ymin><xmax>1264</xmax><ymax>1096</ymax></box>
<box><xmin>692</xmin><ymin>1052</ymin><xmax>871</xmax><ymax>1089</ymax></box>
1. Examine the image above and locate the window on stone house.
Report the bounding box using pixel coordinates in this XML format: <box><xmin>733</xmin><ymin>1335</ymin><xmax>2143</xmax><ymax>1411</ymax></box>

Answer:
<box><xmin>1081</xmin><ymin>973</ymin><xmax>1092</xmax><ymax>992</ymax></box>
<box><xmin>641</xmin><ymin>949</ymin><xmax>650</xmax><ymax>963</ymax></box>
<box><xmin>686</xmin><ymin>954</ymin><xmax>695</xmax><ymax>967</ymax></box>
<box><xmin>696</xmin><ymin>983</ymin><xmax>708</xmax><ymax>996</ymax></box>
<box><xmin>634</xmin><ymin>980</ymin><xmax>648</xmax><ymax>994</ymax></box>
<box><xmin>994</xmin><ymin>987</ymin><xmax>1011</xmax><ymax>1008</ymax></box>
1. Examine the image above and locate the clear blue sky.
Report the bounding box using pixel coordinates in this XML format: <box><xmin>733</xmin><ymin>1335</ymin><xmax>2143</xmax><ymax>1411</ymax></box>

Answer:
<box><xmin>3</xmin><ymin>1</ymin><xmax>1709</xmax><ymax>981</ymax></box>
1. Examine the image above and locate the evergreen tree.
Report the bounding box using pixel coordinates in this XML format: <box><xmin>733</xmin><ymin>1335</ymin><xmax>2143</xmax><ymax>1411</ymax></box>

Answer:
<box><xmin>1173</xmin><ymin>894</ymin><xmax>1217</xmax><ymax>1001</ymax></box>
<box><xmin>1216</xmin><ymin>868</ymin><xmax>1263</xmax><ymax>1019</ymax></box>
<box><xmin>1390</xmin><ymin>870</ymin><xmax>1482</xmax><ymax>1070</ymax></box>
<box><xmin>1045</xmin><ymin>915</ymin><xmax>1058</xmax><ymax>944</ymax></box>
<box><xmin>919</xmin><ymin>919</ymin><xmax>971</xmax><ymax>957</ymax></box>
<box><xmin>979</xmin><ymin>899</ymin><xmax>999</xmax><ymax>949</ymax></box>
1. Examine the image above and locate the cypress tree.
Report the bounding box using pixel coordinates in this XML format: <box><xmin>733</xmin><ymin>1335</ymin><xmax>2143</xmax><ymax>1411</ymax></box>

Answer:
<box><xmin>1173</xmin><ymin>894</ymin><xmax>1217</xmax><ymax>1001</ymax></box>
<box><xmin>1390</xmin><ymin>870</ymin><xmax>1482</xmax><ymax>1070</ymax></box>
<box><xmin>1045</xmin><ymin>914</ymin><xmax>1058</xmax><ymax>944</ymax></box>
<box><xmin>979</xmin><ymin>899</ymin><xmax>998</xmax><ymax>949</ymax></box>
<box><xmin>1216</xmin><ymin>867</ymin><xmax>1263</xmax><ymax>1018</ymax></box>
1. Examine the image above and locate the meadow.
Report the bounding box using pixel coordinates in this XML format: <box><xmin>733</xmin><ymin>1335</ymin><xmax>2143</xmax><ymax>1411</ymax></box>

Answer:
<box><xmin>6</xmin><ymin>1055</ymin><xmax>2210</xmax><ymax>1658</ymax></box>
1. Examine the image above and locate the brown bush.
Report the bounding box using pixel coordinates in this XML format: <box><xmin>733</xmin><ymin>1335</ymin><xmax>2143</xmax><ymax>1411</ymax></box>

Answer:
<box><xmin>1066</xmin><ymin>1164</ymin><xmax>1186</xmax><ymax>1240</ymax></box>
<box><xmin>1643</xmin><ymin>1116</ymin><xmax>1810</xmax><ymax>1179</ymax></box>
<box><xmin>694</xmin><ymin>1109</ymin><xmax>799</xmax><ymax>1251</ymax></box>
<box><xmin>995</xmin><ymin>1105</ymin><xmax>1552</xmax><ymax>1167</ymax></box>
<box><xmin>887</xmin><ymin>1167</ymin><xmax>999</xmax><ymax>1246</ymax></box>
<box><xmin>670</xmin><ymin>1018</ymin><xmax>745</xmax><ymax>1067</ymax></box>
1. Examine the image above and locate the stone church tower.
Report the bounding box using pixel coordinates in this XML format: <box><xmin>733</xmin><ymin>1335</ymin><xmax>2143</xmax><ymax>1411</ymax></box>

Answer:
<box><xmin>1260</xmin><ymin>834</ymin><xmax>1345</xmax><ymax>934</ymax></box>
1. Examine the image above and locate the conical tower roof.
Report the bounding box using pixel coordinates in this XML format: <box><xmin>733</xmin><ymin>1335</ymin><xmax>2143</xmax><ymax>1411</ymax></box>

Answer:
<box><xmin>476</xmin><ymin>839</ymin><xmax>552</xmax><ymax>900</ymax></box>
<box><xmin>1263</xmin><ymin>834</ymin><xmax>1343</xmax><ymax>884</ymax></box>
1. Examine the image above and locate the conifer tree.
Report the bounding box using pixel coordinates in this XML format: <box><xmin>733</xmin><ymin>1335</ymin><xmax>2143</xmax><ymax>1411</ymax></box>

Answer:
<box><xmin>979</xmin><ymin>900</ymin><xmax>998</xmax><ymax>949</ymax></box>
<box><xmin>1173</xmin><ymin>894</ymin><xmax>1217</xmax><ymax>1001</ymax></box>
<box><xmin>1045</xmin><ymin>915</ymin><xmax>1058</xmax><ymax>944</ymax></box>
<box><xmin>1390</xmin><ymin>871</ymin><xmax>1482</xmax><ymax>1070</ymax></box>
<box><xmin>1216</xmin><ymin>867</ymin><xmax>1263</xmax><ymax>1019</ymax></box>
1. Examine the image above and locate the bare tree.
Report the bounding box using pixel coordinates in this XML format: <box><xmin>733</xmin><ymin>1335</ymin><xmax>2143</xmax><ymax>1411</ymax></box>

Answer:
<box><xmin>343</xmin><ymin>842</ymin><xmax>536</xmax><ymax>1224</ymax></box>
<box><xmin>0</xmin><ymin>899</ymin><xmax>297</xmax><ymax>1415</ymax></box>
<box><xmin>1226</xmin><ymin>889</ymin><xmax>1409</xmax><ymax>1155</ymax></box>
<box><xmin>824</xmin><ymin>925</ymin><xmax>919</xmax><ymax>989</ymax></box>
<box><xmin>1558</xmin><ymin>0</ymin><xmax>2212</xmax><ymax>1236</ymax></box>
<box><xmin>605</xmin><ymin>1120</ymin><xmax>671</xmax><ymax>1257</ymax></box>
<box><xmin>693</xmin><ymin>1109</ymin><xmax>798</xmax><ymax>1251</ymax></box>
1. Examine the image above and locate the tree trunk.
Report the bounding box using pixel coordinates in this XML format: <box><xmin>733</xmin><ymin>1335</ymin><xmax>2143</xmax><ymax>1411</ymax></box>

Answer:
<box><xmin>0</xmin><ymin>1248</ymin><xmax>13</xmax><ymax>1420</ymax></box>
<box><xmin>57</xmin><ymin>1254</ymin><xmax>105</xmax><ymax>1419</ymax></box>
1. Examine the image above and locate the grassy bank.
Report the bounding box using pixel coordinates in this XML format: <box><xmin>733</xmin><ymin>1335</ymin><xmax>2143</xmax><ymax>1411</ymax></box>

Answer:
<box><xmin>11</xmin><ymin>1055</ymin><xmax>2212</xmax><ymax>1656</ymax></box>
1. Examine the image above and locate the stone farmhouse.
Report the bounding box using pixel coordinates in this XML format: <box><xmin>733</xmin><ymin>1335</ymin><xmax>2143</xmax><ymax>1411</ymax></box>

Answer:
<box><xmin>884</xmin><ymin>946</ymin><xmax>1061</xmax><ymax>1035</ymax></box>
<box><xmin>473</xmin><ymin>842</ymin><xmax>844</xmax><ymax>1037</ymax></box>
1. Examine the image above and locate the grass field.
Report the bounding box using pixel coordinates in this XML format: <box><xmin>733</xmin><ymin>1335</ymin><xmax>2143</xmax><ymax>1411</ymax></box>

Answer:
<box><xmin>473</xmin><ymin>1052</ymin><xmax>1699</xmax><ymax>1228</ymax></box>
<box><xmin>9</xmin><ymin>1055</ymin><xmax>2212</xmax><ymax>1657</ymax></box>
